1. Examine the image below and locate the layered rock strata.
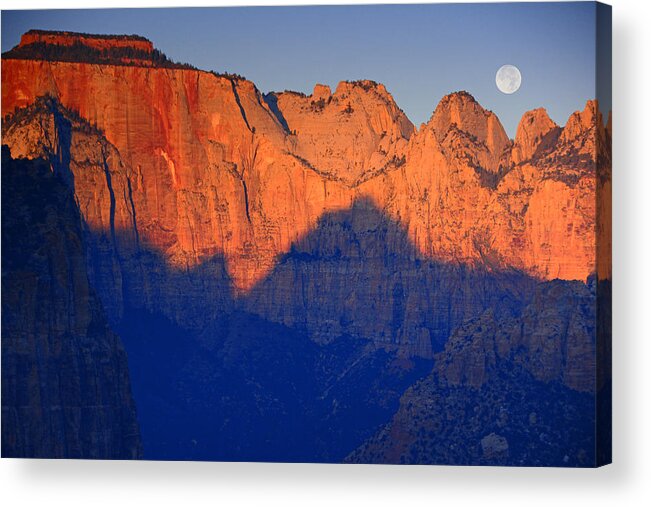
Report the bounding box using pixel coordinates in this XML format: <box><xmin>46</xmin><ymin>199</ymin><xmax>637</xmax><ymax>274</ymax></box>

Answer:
<box><xmin>1</xmin><ymin>144</ymin><xmax>142</xmax><ymax>459</ymax></box>
<box><xmin>1</xmin><ymin>31</ymin><xmax>610</xmax><ymax>356</ymax></box>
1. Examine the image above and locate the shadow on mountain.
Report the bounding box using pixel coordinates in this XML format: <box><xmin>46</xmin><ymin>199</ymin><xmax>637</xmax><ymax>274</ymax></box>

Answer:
<box><xmin>242</xmin><ymin>197</ymin><xmax>536</xmax><ymax>356</ymax></box>
<box><xmin>1</xmin><ymin>147</ymin><xmax>141</xmax><ymax>459</ymax></box>
<box><xmin>262</xmin><ymin>92</ymin><xmax>290</xmax><ymax>133</ymax></box>
<box><xmin>87</xmin><ymin>196</ymin><xmax>573</xmax><ymax>463</ymax></box>
<box><xmin>83</xmin><ymin>224</ymin><xmax>235</xmax><ymax>331</ymax></box>
<box><xmin>1</xmin><ymin>97</ymin><xmax>609</xmax><ymax>464</ymax></box>
<box><xmin>347</xmin><ymin>360</ymin><xmax>599</xmax><ymax>466</ymax></box>
<box><xmin>347</xmin><ymin>277</ymin><xmax>611</xmax><ymax>467</ymax></box>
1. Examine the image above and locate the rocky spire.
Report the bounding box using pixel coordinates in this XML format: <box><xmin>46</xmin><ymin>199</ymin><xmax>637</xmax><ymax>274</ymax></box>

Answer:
<box><xmin>428</xmin><ymin>91</ymin><xmax>510</xmax><ymax>173</ymax></box>
<box><xmin>512</xmin><ymin>108</ymin><xmax>559</xmax><ymax>164</ymax></box>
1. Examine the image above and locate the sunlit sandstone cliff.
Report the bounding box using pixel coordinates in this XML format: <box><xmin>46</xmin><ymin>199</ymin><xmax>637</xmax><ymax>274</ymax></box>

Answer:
<box><xmin>1</xmin><ymin>31</ymin><xmax>610</xmax><ymax>353</ymax></box>
<box><xmin>268</xmin><ymin>81</ymin><xmax>414</xmax><ymax>185</ymax></box>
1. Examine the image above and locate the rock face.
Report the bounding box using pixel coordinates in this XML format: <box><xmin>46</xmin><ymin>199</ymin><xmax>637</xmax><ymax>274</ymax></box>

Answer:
<box><xmin>511</xmin><ymin>108</ymin><xmax>559</xmax><ymax>164</ymax></box>
<box><xmin>428</xmin><ymin>90</ymin><xmax>511</xmax><ymax>173</ymax></box>
<box><xmin>346</xmin><ymin>281</ymin><xmax>601</xmax><ymax>466</ymax></box>
<box><xmin>1</xmin><ymin>143</ymin><xmax>142</xmax><ymax>459</ymax></box>
<box><xmin>1</xmin><ymin>30</ymin><xmax>611</xmax><ymax>464</ymax></box>
<box><xmin>1</xmin><ymin>35</ymin><xmax>605</xmax><ymax>297</ymax></box>
<box><xmin>436</xmin><ymin>280</ymin><xmax>597</xmax><ymax>393</ymax></box>
<box><xmin>1</xmin><ymin>31</ymin><xmax>610</xmax><ymax>353</ymax></box>
<box><xmin>268</xmin><ymin>80</ymin><xmax>414</xmax><ymax>185</ymax></box>
<box><xmin>2</xmin><ymin>97</ymin><xmax>542</xmax><ymax>356</ymax></box>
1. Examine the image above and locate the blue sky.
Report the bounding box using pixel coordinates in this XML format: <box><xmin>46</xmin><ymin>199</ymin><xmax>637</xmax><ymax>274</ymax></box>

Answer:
<box><xmin>1</xmin><ymin>2</ymin><xmax>608</xmax><ymax>136</ymax></box>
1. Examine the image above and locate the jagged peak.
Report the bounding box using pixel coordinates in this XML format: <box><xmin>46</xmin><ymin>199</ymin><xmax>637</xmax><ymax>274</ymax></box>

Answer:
<box><xmin>427</xmin><ymin>91</ymin><xmax>509</xmax><ymax>162</ymax></box>
<box><xmin>517</xmin><ymin>107</ymin><xmax>556</xmax><ymax>128</ymax></box>
<box><xmin>273</xmin><ymin>79</ymin><xmax>410</xmax><ymax>125</ymax></box>
<box><xmin>512</xmin><ymin>107</ymin><xmax>559</xmax><ymax>164</ymax></box>
<box><xmin>333</xmin><ymin>79</ymin><xmax>394</xmax><ymax>100</ymax></box>
<box><xmin>429</xmin><ymin>91</ymin><xmax>493</xmax><ymax>123</ymax></box>
<box><xmin>560</xmin><ymin>99</ymin><xmax>604</xmax><ymax>143</ymax></box>
<box><xmin>578</xmin><ymin>99</ymin><xmax>602</xmax><ymax>125</ymax></box>
<box><xmin>312</xmin><ymin>83</ymin><xmax>332</xmax><ymax>101</ymax></box>
<box><xmin>437</xmin><ymin>90</ymin><xmax>481</xmax><ymax>107</ymax></box>
<box><xmin>271</xmin><ymin>80</ymin><xmax>391</xmax><ymax>101</ymax></box>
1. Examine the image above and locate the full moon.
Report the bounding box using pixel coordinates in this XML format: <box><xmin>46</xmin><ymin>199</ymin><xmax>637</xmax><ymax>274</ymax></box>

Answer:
<box><xmin>496</xmin><ymin>64</ymin><xmax>522</xmax><ymax>94</ymax></box>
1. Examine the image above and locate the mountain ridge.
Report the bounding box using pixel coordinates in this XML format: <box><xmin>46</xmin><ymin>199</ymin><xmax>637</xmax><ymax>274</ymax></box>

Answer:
<box><xmin>3</xmin><ymin>29</ymin><xmax>608</xmax><ymax>136</ymax></box>
<box><xmin>1</xmin><ymin>28</ymin><xmax>610</xmax><ymax>345</ymax></box>
<box><xmin>1</xmin><ymin>29</ymin><xmax>611</xmax><ymax>465</ymax></box>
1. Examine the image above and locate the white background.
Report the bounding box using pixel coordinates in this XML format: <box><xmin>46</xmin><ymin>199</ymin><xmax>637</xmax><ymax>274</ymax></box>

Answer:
<box><xmin>0</xmin><ymin>0</ymin><xmax>649</xmax><ymax>505</ymax></box>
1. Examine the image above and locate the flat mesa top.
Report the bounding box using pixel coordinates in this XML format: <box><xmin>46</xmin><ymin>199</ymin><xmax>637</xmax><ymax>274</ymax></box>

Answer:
<box><xmin>21</xmin><ymin>29</ymin><xmax>151</xmax><ymax>42</ymax></box>
<box><xmin>18</xmin><ymin>29</ymin><xmax>154</xmax><ymax>53</ymax></box>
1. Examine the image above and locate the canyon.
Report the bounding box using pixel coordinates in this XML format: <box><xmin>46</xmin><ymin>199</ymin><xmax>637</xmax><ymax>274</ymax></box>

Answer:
<box><xmin>1</xmin><ymin>31</ymin><xmax>611</xmax><ymax>464</ymax></box>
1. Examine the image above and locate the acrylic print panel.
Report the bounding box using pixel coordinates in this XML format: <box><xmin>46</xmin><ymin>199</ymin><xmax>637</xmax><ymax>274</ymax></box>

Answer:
<box><xmin>0</xmin><ymin>2</ymin><xmax>611</xmax><ymax>466</ymax></box>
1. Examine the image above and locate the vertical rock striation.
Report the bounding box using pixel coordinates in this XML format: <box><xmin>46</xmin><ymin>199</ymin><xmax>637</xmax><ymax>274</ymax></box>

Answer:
<box><xmin>1</xmin><ymin>29</ymin><xmax>610</xmax><ymax>464</ymax></box>
<box><xmin>1</xmin><ymin>32</ymin><xmax>608</xmax><ymax>355</ymax></box>
<box><xmin>1</xmin><ymin>144</ymin><xmax>142</xmax><ymax>459</ymax></box>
